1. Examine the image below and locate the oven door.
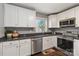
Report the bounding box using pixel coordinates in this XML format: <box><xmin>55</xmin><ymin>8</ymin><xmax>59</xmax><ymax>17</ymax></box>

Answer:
<box><xmin>57</xmin><ymin>38</ymin><xmax>73</xmax><ymax>53</ymax></box>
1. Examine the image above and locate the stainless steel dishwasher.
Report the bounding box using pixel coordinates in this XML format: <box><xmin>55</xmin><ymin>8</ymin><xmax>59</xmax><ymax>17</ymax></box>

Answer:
<box><xmin>31</xmin><ymin>37</ymin><xmax>42</xmax><ymax>54</ymax></box>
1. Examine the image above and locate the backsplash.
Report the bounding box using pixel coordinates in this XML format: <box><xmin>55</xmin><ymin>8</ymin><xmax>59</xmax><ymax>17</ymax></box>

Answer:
<box><xmin>50</xmin><ymin>27</ymin><xmax>79</xmax><ymax>34</ymax></box>
<box><xmin>5</xmin><ymin>27</ymin><xmax>35</xmax><ymax>34</ymax></box>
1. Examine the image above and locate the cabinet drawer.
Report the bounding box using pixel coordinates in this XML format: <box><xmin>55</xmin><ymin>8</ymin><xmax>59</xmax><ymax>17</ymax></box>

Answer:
<box><xmin>20</xmin><ymin>39</ymin><xmax>30</xmax><ymax>43</ymax></box>
<box><xmin>3</xmin><ymin>41</ymin><xmax>19</xmax><ymax>47</ymax></box>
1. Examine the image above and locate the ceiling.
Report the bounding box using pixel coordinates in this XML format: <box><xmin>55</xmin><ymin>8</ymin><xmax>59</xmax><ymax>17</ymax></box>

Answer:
<box><xmin>13</xmin><ymin>3</ymin><xmax>79</xmax><ymax>15</ymax></box>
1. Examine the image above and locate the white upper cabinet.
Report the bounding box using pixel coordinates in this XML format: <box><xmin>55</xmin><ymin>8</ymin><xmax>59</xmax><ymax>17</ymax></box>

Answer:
<box><xmin>48</xmin><ymin>15</ymin><xmax>59</xmax><ymax>28</ymax></box>
<box><xmin>62</xmin><ymin>6</ymin><xmax>79</xmax><ymax>27</ymax></box>
<box><xmin>18</xmin><ymin>7</ymin><xmax>36</xmax><ymax>27</ymax></box>
<box><xmin>57</xmin><ymin>12</ymin><xmax>66</xmax><ymax>21</ymax></box>
<box><xmin>74</xmin><ymin>6</ymin><xmax>79</xmax><ymax>27</ymax></box>
<box><xmin>63</xmin><ymin>8</ymin><xmax>75</xmax><ymax>19</ymax></box>
<box><xmin>4</xmin><ymin>4</ymin><xmax>18</xmax><ymax>27</ymax></box>
<box><xmin>26</xmin><ymin>9</ymin><xmax>36</xmax><ymax>27</ymax></box>
<box><xmin>56</xmin><ymin>8</ymin><xmax>75</xmax><ymax>28</ymax></box>
<box><xmin>57</xmin><ymin>8</ymin><xmax>75</xmax><ymax>21</ymax></box>
<box><xmin>28</xmin><ymin>10</ymin><xmax>36</xmax><ymax>27</ymax></box>
<box><xmin>18</xmin><ymin>7</ymin><xmax>29</xmax><ymax>27</ymax></box>
<box><xmin>48</xmin><ymin>8</ymin><xmax>75</xmax><ymax>28</ymax></box>
<box><xmin>4</xmin><ymin>4</ymin><xmax>36</xmax><ymax>27</ymax></box>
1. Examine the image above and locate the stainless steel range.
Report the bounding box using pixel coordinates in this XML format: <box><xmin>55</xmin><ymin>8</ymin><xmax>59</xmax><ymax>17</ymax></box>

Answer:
<box><xmin>57</xmin><ymin>36</ymin><xmax>73</xmax><ymax>56</ymax></box>
<box><xmin>55</xmin><ymin>30</ymin><xmax>79</xmax><ymax>56</ymax></box>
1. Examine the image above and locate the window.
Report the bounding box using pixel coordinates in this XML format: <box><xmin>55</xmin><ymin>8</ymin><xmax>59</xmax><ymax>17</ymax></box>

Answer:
<box><xmin>36</xmin><ymin>18</ymin><xmax>47</xmax><ymax>32</ymax></box>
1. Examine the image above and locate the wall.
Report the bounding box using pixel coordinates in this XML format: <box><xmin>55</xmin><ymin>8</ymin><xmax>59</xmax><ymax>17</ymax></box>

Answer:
<box><xmin>51</xmin><ymin>27</ymin><xmax>79</xmax><ymax>34</ymax></box>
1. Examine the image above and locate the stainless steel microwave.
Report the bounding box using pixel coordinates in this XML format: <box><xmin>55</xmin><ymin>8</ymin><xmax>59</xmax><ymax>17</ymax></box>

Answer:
<box><xmin>59</xmin><ymin>17</ymin><xmax>75</xmax><ymax>27</ymax></box>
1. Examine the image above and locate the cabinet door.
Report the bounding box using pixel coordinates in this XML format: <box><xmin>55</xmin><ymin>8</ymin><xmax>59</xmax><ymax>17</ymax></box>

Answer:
<box><xmin>4</xmin><ymin>4</ymin><xmax>18</xmax><ymax>27</ymax></box>
<box><xmin>57</xmin><ymin>8</ymin><xmax>75</xmax><ymax>21</ymax></box>
<box><xmin>18</xmin><ymin>7</ymin><xmax>28</xmax><ymax>27</ymax></box>
<box><xmin>74</xmin><ymin>39</ymin><xmax>79</xmax><ymax>56</ymax></box>
<box><xmin>75</xmin><ymin>6</ymin><xmax>79</xmax><ymax>27</ymax></box>
<box><xmin>48</xmin><ymin>15</ymin><xmax>59</xmax><ymax>28</ymax></box>
<box><xmin>18</xmin><ymin>7</ymin><xmax>36</xmax><ymax>27</ymax></box>
<box><xmin>57</xmin><ymin>12</ymin><xmax>66</xmax><ymax>21</ymax></box>
<box><xmin>28</xmin><ymin>10</ymin><xmax>36</xmax><ymax>27</ymax></box>
<box><xmin>20</xmin><ymin>39</ymin><xmax>31</xmax><ymax>56</ymax></box>
<box><xmin>43</xmin><ymin>36</ymin><xmax>57</xmax><ymax>51</ymax></box>
<box><xmin>43</xmin><ymin>36</ymin><xmax>53</xmax><ymax>50</ymax></box>
<box><xmin>47</xmin><ymin>36</ymin><xmax>53</xmax><ymax>48</ymax></box>
<box><xmin>0</xmin><ymin>43</ymin><xmax>2</xmax><ymax>56</ymax></box>
<box><xmin>46</xmin><ymin>36</ymin><xmax>57</xmax><ymax>48</ymax></box>
<box><xmin>52</xmin><ymin>36</ymin><xmax>57</xmax><ymax>47</ymax></box>
<box><xmin>3</xmin><ymin>41</ymin><xmax>19</xmax><ymax>56</ymax></box>
<box><xmin>64</xmin><ymin>8</ymin><xmax>75</xmax><ymax>19</ymax></box>
<box><xmin>56</xmin><ymin>14</ymin><xmax>61</xmax><ymax>27</ymax></box>
<box><xmin>43</xmin><ymin>37</ymin><xmax>49</xmax><ymax>50</ymax></box>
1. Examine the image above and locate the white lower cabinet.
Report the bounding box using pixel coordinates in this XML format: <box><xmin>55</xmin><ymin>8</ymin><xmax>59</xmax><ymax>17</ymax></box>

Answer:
<box><xmin>43</xmin><ymin>36</ymin><xmax>57</xmax><ymax>50</ymax></box>
<box><xmin>3</xmin><ymin>39</ymin><xmax>31</xmax><ymax>56</ymax></box>
<box><xmin>43</xmin><ymin>36</ymin><xmax>51</xmax><ymax>50</ymax></box>
<box><xmin>52</xmin><ymin>36</ymin><xmax>57</xmax><ymax>48</ymax></box>
<box><xmin>19</xmin><ymin>39</ymin><xmax>31</xmax><ymax>56</ymax></box>
<box><xmin>3</xmin><ymin>41</ymin><xmax>19</xmax><ymax>56</ymax></box>
<box><xmin>74</xmin><ymin>39</ymin><xmax>79</xmax><ymax>56</ymax></box>
<box><xmin>0</xmin><ymin>43</ymin><xmax>2</xmax><ymax>56</ymax></box>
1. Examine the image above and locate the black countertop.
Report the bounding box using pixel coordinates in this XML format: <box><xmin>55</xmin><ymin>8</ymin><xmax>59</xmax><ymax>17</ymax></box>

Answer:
<box><xmin>0</xmin><ymin>32</ymin><xmax>79</xmax><ymax>42</ymax></box>
<box><xmin>0</xmin><ymin>32</ymin><xmax>54</xmax><ymax>42</ymax></box>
